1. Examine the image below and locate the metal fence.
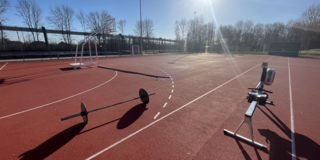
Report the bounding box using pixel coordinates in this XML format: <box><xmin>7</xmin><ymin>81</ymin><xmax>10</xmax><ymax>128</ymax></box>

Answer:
<box><xmin>0</xmin><ymin>25</ymin><xmax>185</xmax><ymax>60</ymax></box>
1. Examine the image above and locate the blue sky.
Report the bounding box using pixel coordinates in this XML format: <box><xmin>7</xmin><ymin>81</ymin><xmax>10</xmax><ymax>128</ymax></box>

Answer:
<box><xmin>4</xmin><ymin>0</ymin><xmax>319</xmax><ymax>39</ymax></box>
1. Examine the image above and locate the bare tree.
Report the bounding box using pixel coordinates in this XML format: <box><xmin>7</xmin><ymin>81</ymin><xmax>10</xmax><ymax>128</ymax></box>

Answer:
<box><xmin>0</xmin><ymin>0</ymin><xmax>9</xmax><ymax>48</ymax></box>
<box><xmin>174</xmin><ymin>19</ymin><xmax>188</xmax><ymax>41</ymax></box>
<box><xmin>252</xmin><ymin>23</ymin><xmax>264</xmax><ymax>46</ymax></box>
<box><xmin>299</xmin><ymin>3</ymin><xmax>320</xmax><ymax>30</ymax></box>
<box><xmin>0</xmin><ymin>0</ymin><xmax>10</xmax><ymax>23</ymax></box>
<box><xmin>134</xmin><ymin>19</ymin><xmax>154</xmax><ymax>37</ymax></box>
<box><xmin>178</xmin><ymin>19</ymin><xmax>188</xmax><ymax>40</ymax></box>
<box><xmin>134</xmin><ymin>20</ymin><xmax>144</xmax><ymax>36</ymax></box>
<box><xmin>15</xmin><ymin>0</ymin><xmax>43</xmax><ymax>42</ymax></box>
<box><xmin>174</xmin><ymin>20</ymin><xmax>181</xmax><ymax>40</ymax></box>
<box><xmin>76</xmin><ymin>9</ymin><xmax>87</xmax><ymax>33</ymax></box>
<box><xmin>117</xmin><ymin>19</ymin><xmax>126</xmax><ymax>34</ymax></box>
<box><xmin>234</xmin><ymin>20</ymin><xmax>244</xmax><ymax>45</ymax></box>
<box><xmin>86</xmin><ymin>10</ymin><xmax>112</xmax><ymax>47</ymax></box>
<box><xmin>144</xmin><ymin>19</ymin><xmax>154</xmax><ymax>38</ymax></box>
<box><xmin>296</xmin><ymin>3</ymin><xmax>320</xmax><ymax>46</ymax></box>
<box><xmin>207</xmin><ymin>22</ymin><xmax>215</xmax><ymax>47</ymax></box>
<box><xmin>46</xmin><ymin>5</ymin><xmax>75</xmax><ymax>45</ymax></box>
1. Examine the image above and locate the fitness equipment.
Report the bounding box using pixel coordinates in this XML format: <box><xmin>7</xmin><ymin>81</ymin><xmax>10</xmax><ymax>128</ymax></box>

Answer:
<box><xmin>224</xmin><ymin>62</ymin><xmax>276</xmax><ymax>148</ymax></box>
<box><xmin>61</xmin><ymin>88</ymin><xmax>155</xmax><ymax>123</ymax></box>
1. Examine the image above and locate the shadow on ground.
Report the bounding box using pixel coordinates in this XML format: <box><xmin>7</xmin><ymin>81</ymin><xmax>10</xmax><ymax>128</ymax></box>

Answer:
<box><xmin>168</xmin><ymin>54</ymin><xmax>190</xmax><ymax>64</ymax></box>
<box><xmin>0</xmin><ymin>68</ymin><xmax>90</xmax><ymax>87</ymax></box>
<box><xmin>117</xmin><ymin>103</ymin><xmax>147</xmax><ymax>129</ymax></box>
<box><xmin>225</xmin><ymin>105</ymin><xmax>320</xmax><ymax>160</ymax></box>
<box><xmin>18</xmin><ymin>123</ymin><xmax>86</xmax><ymax>160</ymax></box>
<box><xmin>257</xmin><ymin>105</ymin><xmax>320</xmax><ymax>160</ymax></box>
<box><xmin>18</xmin><ymin>103</ymin><xmax>148</xmax><ymax>159</ymax></box>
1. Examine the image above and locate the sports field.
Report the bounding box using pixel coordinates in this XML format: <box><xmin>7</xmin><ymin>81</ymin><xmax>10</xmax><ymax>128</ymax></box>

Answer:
<box><xmin>0</xmin><ymin>53</ymin><xmax>319</xmax><ymax>159</ymax></box>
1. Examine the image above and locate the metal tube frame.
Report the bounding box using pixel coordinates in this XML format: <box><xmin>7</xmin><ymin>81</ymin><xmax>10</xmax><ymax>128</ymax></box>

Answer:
<box><xmin>224</xmin><ymin>62</ymin><xmax>270</xmax><ymax>149</ymax></box>
<box><xmin>73</xmin><ymin>19</ymin><xmax>115</xmax><ymax>65</ymax></box>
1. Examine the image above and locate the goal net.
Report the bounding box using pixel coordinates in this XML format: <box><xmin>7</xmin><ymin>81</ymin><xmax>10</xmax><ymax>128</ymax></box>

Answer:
<box><xmin>132</xmin><ymin>45</ymin><xmax>140</xmax><ymax>56</ymax></box>
<box><xmin>69</xmin><ymin>18</ymin><xmax>116</xmax><ymax>69</ymax></box>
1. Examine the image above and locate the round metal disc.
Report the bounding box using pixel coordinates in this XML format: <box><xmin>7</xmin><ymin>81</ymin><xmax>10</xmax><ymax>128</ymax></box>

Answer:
<box><xmin>81</xmin><ymin>102</ymin><xmax>88</xmax><ymax>123</ymax></box>
<box><xmin>139</xmin><ymin>88</ymin><xmax>149</xmax><ymax>104</ymax></box>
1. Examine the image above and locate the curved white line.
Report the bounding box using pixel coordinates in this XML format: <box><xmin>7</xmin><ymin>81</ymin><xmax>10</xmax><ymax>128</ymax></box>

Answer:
<box><xmin>86</xmin><ymin>56</ymin><xmax>274</xmax><ymax>160</ymax></box>
<box><xmin>170</xmin><ymin>62</ymin><xmax>188</xmax><ymax>73</ymax></box>
<box><xmin>0</xmin><ymin>71</ymin><xmax>118</xmax><ymax>120</ymax></box>
<box><xmin>178</xmin><ymin>63</ymin><xmax>188</xmax><ymax>72</ymax></box>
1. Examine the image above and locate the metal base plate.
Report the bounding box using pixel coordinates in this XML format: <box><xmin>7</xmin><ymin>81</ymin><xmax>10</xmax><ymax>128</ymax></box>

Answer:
<box><xmin>139</xmin><ymin>88</ymin><xmax>149</xmax><ymax>104</ymax></box>
<box><xmin>81</xmin><ymin>102</ymin><xmax>88</xmax><ymax>123</ymax></box>
<box><xmin>224</xmin><ymin>129</ymin><xmax>267</xmax><ymax>148</ymax></box>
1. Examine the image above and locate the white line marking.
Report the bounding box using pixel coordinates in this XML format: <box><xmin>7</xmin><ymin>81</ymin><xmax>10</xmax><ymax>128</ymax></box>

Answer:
<box><xmin>154</xmin><ymin>112</ymin><xmax>160</xmax><ymax>119</ymax></box>
<box><xmin>288</xmin><ymin>57</ymin><xmax>296</xmax><ymax>160</ymax></box>
<box><xmin>85</xmin><ymin>57</ymin><xmax>274</xmax><ymax>160</ymax></box>
<box><xmin>0</xmin><ymin>62</ymin><xmax>8</xmax><ymax>70</ymax></box>
<box><xmin>163</xmin><ymin>102</ymin><xmax>167</xmax><ymax>108</ymax></box>
<box><xmin>168</xmin><ymin>95</ymin><xmax>171</xmax><ymax>99</ymax></box>
<box><xmin>171</xmin><ymin>89</ymin><xmax>174</xmax><ymax>93</ymax></box>
<box><xmin>0</xmin><ymin>71</ymin><xmax>118</xmax><ymax>120</ymax></box>
<box><xmin>172</xmin><ymin>85</ymin><xmax>174</xmax><ymax>88</ymax></box>
<box><xmin>172</xmin><ymin>82</ymin><xmax>174</xmax><ymax>84</ymax></box>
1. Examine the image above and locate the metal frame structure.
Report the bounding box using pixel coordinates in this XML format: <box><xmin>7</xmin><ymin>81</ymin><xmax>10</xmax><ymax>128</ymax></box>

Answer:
<box><xmin>132</xmin><ymin>45</ymin><xmax>140</xmax><ymax>56</ymax></box>
<box><xmin>69</xmin><ymin>18</ymin><xmax>116</xmax><ymax>69</ymax></box>
<box><xmin>224</xmin><ymin>62</ymin><xmax>275</xmax><ymax>149</ymax></box>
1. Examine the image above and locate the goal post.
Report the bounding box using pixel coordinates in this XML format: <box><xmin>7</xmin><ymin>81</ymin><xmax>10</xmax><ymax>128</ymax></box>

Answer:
<box><xmin>69</xmin><ymin>18</ymin><xmax>116</xmax><ymax>69</ymax></box>
<box><xmin>132</xmin><ymin>45</ymin><xmax>141</xmax><ymax>56</ymax></box>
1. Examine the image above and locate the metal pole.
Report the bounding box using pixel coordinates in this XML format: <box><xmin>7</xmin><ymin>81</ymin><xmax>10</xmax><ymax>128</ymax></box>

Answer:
<box><xmin>193</xmin><ymin>12</ymin><xmax>196</xmax><ymax>53</ymax></box>
<box><xmin>140</xmin><ymin>0</ymin><xmax>143</xmax><ymax>56</ymax></box>
<box><xmin>0</xmin><ymin>22</ymin><xmax>3</xmax><ymax>49</ymax></box>
<box><xmin>16</xmin><ymin>30</ymin><xmax>24</xmax><ymax>61</ymax></box>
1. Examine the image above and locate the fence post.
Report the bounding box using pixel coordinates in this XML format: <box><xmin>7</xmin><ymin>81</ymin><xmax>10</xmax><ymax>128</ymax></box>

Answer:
<box><xmin>15</xmin><ymin>29</ymin><xmax>24</xmax><ymax>61</ymax></box>
<box><xmin>42</xmin><ymin>27</ymin><xmax>51</xmax><ymax>60</ymax></box>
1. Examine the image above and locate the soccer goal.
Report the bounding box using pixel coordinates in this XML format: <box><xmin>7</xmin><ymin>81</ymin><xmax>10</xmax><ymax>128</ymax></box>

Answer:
<box><xmin>132</xmin><ymin>45</ymin><xmax>141</xmax><ymax>56</ymax></box>
<box><xmin>69</xmin><ymin>18</ymin><xmax>116</xmax><ymax>69</ymax></box>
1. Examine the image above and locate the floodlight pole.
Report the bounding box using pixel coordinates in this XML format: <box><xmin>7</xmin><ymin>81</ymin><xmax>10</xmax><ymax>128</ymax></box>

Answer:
<box><xmin>193</xmin><ymin>12</ymin><xmax>196</xmax><ymax>53</ymax></box>
<box><xmin>140</xmin><ymin>0</ymin><xmax>143</xmax><ymax>56</ymax></box>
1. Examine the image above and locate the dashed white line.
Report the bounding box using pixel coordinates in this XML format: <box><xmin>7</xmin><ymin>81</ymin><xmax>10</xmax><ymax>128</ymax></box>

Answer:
<box><xmin>0</xmin><ymin>62</ymin><xmax>8</xmax><ymax>70</ymax></box>
<box><xmin>171</xmin><ymin>89</ymin><xmax>174</xmax><ymax>93</ymax></box>
<box><xmin>0</xmin><ymin>71</ymin><xmax>118</xmax><ymax>120</ymax></box>
<box><xmin>172</xmin><ymin>85</ymin><xmax>174</xmax><ymax>88</ymax></box>
<box><xmin>168</xmin><ymin>95</ymin><xmax>171</xmax><ymax>99</ymax></box>
<box><xmin>288</xmin><ymin>57</ymin><xmax>296</xmax><ymax>160</ymax></box>
<box><xmin>85</xmin><ymin>56</ymin><xmax>274</xmax><ymax>160</ymax></box>
<box><xmin>154</xmin><ymin>112</ymin><xmax>160</xmax><ymax>119</ymax></box>
<box><xmin>163</xmin><ymin>102</ymin><xmax>168</xmax><ymax>108</ymax></box>
<box><xmin>172</xmin><ymin>82</ymin><xmax>174</xmax><ymax>84</ymax></box>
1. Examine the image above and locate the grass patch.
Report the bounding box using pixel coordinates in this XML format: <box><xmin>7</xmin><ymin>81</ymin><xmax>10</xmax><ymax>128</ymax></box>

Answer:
<box><xmin>299</xmin><ymin>48</ymin><xmax>320</xmax><ymax>57</ymax></box>
<box><xmin>214</xmin><ymin>51</ymin><xmax>268</xmax><ymax>55</ymax></box>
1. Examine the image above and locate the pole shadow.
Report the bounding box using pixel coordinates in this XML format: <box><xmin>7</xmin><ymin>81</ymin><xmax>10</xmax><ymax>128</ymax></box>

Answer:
<box><xmin>257</xmin><ymin>105</ymin><xmax>320</xmax><ymax>159</ymax></box>
<box><xmin>0</xmin><ymin>68</ymin><xmax>90</xmax><ymax>87</ymax></box>
<box><xmin>80</xmin><ymin>103</ymin><xmax>148</xmax><ymax>133</ymax></box>
<box><xmin>117</xmin><ymin>103</ymin><xmax>147</xmax><ymax>129</ymax></box>
<box><xmin>18</xmin><ymin>104</ymin><xmax>148</xmax><ymax>159</ymax></box>
<box><xmin>18</xmin><ymin>123</ymin><xmax>86</xmax><ymax>160</ymax></box>
<box><xmin>168</xmin><ymin>54</ymin><xmax>190</xmax><ymax>64</ymax></box>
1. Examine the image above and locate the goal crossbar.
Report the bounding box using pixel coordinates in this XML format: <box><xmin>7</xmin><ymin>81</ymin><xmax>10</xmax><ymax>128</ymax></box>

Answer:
<box><xmin>70</xmin><ymin>18</ymin><xmax>116</xmax><ymax>69</ymax></box>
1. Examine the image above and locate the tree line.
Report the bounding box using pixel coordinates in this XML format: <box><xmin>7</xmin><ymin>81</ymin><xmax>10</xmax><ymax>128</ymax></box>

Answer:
<box><xmin>0</xmin><ymin>0</ymin><xmax>155</xmax><ymax>46</ymax></box>
<box><xmin>175</xmin><ymin>3</ymin><xmax>320</xmax><ymax>51</ymax></box>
